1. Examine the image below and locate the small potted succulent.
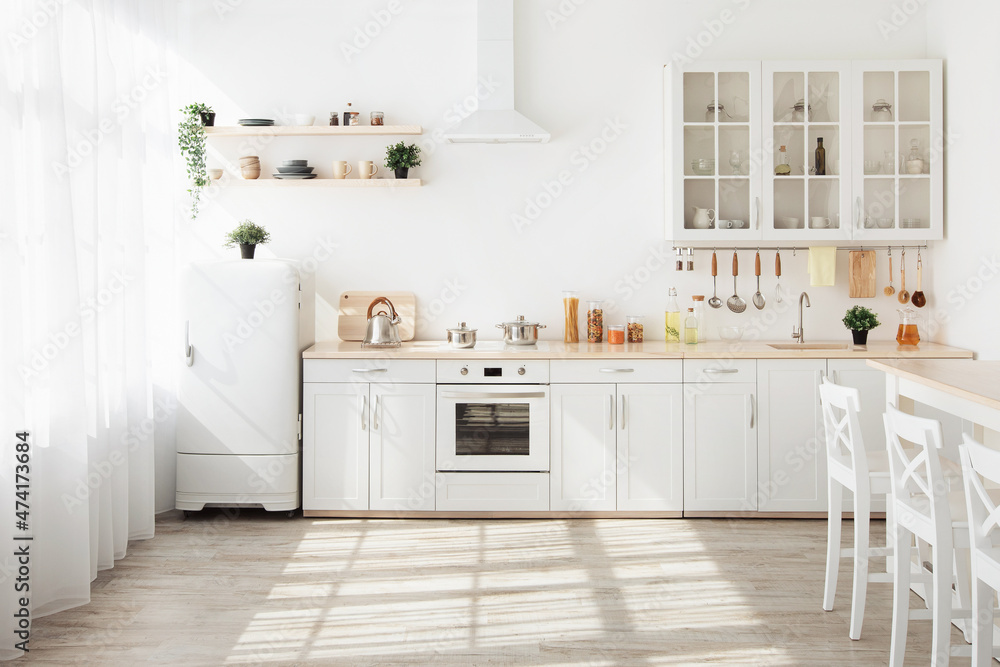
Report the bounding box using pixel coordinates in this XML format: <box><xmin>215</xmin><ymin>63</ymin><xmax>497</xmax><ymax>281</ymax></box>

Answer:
<box><xmin>384</xmin><ymin>141</ymin><xmax>422</xmax><ymax>179</ymax></box>
<box><xmin>178</xmin><ymin>103</ymin><xmax>215</xmax><ymax>218</ymax></box>
<box><xmin>842</xmin><ymin>305</ymin><xmax>880</xmax><ymax>345</ymax></box>
<box><xmin>224</xmin><ymin>220</ymin><xmax>271</xmax><ymax>259</ymax></box>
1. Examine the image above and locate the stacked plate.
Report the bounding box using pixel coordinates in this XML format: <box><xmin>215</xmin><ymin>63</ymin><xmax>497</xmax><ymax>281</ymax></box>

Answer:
<box><xmin>238</xmin><ymin>118</ymin><xmax>275</xmax><ymax>126</ymax></box>
<box><xmin>274</xmin><ymin>159</ymin><xmax>316</xmax><ymax>180</ymax></box>
<box><xmin>900</xmin><ymin>218</ymin><xmax>922</xmax><ymax>229</ymax></box>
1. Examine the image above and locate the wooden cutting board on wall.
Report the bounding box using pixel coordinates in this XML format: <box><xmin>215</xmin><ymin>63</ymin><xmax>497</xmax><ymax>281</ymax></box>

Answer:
<box><xmin>338</xmin><ymin>291</ymin><xmax>416</xmax><ymax>341</ymax></box>
<box><xmin>848</xmin><ymin>251</ymin><xmax>876</xmax><ymax>298</ymax></box>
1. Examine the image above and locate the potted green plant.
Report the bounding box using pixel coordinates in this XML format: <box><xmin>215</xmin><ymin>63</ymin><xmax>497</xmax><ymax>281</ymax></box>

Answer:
<box><xmin>842</xmin><ymin>305</ymin><xmax>880</xmax><ymax>345</ymax></box>
<box><xmin>224</xmin><ymin>220</ymin><xmax>271</xmax><ymax>259</ymax></box>
<box><xmin>178</xmin><ymin>103</ymin><xmax>214</xmax><ymax>218</ymax></box>
<box><xmin>384</xmin><ymin>141</ymin><xmax>421</xmax><ymax>179</ymax></box>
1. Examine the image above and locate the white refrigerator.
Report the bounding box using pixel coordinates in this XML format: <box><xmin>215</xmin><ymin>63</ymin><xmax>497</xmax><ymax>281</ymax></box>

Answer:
<box><xmin>176</xmin><ymin>260</ymin><xmax>301</xmax><ymax>512</ymax></box>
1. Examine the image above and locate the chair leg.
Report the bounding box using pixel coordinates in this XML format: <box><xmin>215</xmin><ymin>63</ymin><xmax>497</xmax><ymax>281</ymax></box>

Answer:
<box><xmin>931</xmin><ymin>543</ymin><xmax>953</xmax><ymax>667</ymax></box>
<box><xmin>972</xmin><ymin>577</ymin><xmax>993</xmax><ymax>667</ymax></box>
<box><xmin>824</xmin><ymin>480</ymin><xmax>844</xmax><ymax>612</ymax></box>
<box><xmin>889</xmin><ymin>522</ymin><xmax>912</xmax><ymax>667</ymax></box>
<box><xmin>953</xmin><ymin>548</ymin><xmax>973</xmax><ymax>643</ymax></box>
<box><xmin>850</xmin><ymin>489</ymin><xmax>871</xmax><ymax>640</ymax></box>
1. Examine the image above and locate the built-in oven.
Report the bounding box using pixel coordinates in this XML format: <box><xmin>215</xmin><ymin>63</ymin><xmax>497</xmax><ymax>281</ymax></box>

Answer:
<box><xmin>436</xmin><ymin>360</ymin><xmax>549</xmax><ymax>472</ymax></box>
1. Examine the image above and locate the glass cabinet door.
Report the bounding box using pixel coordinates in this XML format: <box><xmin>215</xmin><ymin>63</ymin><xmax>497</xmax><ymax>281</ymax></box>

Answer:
<box><xmin>762</xmin><ymin>61</ymin><xmax>852</xmax><ymax>241</ymax></box>
<box><xmin>852</xmin><ymin>61</ymin><xmax>943</xmax><ymax>240</ymax></box>
<box><xmin>666</xmin><ymin>61</ymin><xmax>761</xmax><ymax>241</ymax></box>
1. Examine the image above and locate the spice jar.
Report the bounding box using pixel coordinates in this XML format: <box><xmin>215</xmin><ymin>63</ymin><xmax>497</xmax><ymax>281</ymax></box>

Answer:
<box><xmin>562</xmin><ymin>291</ymin><xmax>579</xmax><ymax>343</ymax></box>
<box><xmin>329</xmin><ymin>112</ymin><xmax>340</xmax><ymax>126</ymax></box>
<box><xmin>370</xmin><ymin>111</ymin><xmax>384</xmax><ymax>126</ymax></box>
<box><xmin>608</xmin><ymin>325</ymin><xmax>625</xmax><ymax>345</ymax></box>
<box><xmin>872</xmin><ymin>99</ymin><xmax>893</xmax><ymax>122</ymax></box>
<box><xmin>586</xmin><ymin>300</ymin><xmax>603</xmax><ymax>343</ymax></box>
<box><xmin>626</xmin><ymin>316</ymin><xmax>644</xmax><ymax>343</ymax></box>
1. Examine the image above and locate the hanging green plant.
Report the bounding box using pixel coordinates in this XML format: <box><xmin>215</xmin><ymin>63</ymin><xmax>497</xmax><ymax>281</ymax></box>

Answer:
<box><xmin>178</xmin><ymin>103</ymin><xmax>213</xmax><ymax>219</ymax></box>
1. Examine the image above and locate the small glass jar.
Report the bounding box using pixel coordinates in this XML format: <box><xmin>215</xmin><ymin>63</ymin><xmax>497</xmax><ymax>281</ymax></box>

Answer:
<box><xmin>608</xmin><ymin>325</ymin><xmax>625</xmax><ymax>345</ymax></box>
<box><xmin>626</xmin><ymin>316</ymin><xmax>644</xmax><ymax>343</ymax></box>
<box><xmin>872</xmin><ymin>99</ymin><xmax>893</xmax><ymax>122</ymax></box>
<box><xmin>586</xmin><ymin>300</ymin><xmax>603</xmax><ymax>343</ymax></box>
<box><xmin>563</xmin><ymin>291</ymin><xmax>579</xmax><ymax>343</ymax></box>
<box><xmin>370</xmin><ymin>111</ymin><xmax>384</xmax><ymax>126</ymax></box>
<box><xmin>329</xmin><ymin>112</ymin><xmax>340</xmax><ymax>126</ymax></box>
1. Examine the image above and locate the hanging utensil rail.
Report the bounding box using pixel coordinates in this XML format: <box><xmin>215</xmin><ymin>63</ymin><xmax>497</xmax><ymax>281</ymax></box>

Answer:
<box><xmin>672</xmin><ymin>244</ymin><xmax>927</xmax><ymax>253</ymax></box>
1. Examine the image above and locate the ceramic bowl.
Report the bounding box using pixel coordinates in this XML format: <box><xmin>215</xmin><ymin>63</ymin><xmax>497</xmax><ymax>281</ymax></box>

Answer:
<box><xmin>718</xmin><ymin>326</ymin><xmax>745</xmax><ymax>342</ymax></box>
<box><xmin>294</xmin><ymin>114</ymin><xmax>315</xmax><ymax>126</ymax></box>
<box><xmin>239</xmin><ymin>156</ymin><xmax>260</xmax><ymax>165</ymax></box>
<box><xmin>241</xmin><ymin>167</ymin><xmax>261</xmax><ymax>180</ymax></box>
<box><xmin>207</xmin><ymin>168</ymin><xmax>223</xmax><ymax>180</ymax></box>
<box><xmin>282</xmin><ymin>159</ymin><xmax>307</xmax><ymax>167</ymax></box>
<box><xmin>275</xmin><ymin>166</ymin><xmax>314</xmax><ymax>174</ymax></box>
<box><xmin>876</xmin><ymin>218</ymin><xmax>893</xmax><ymax>229</ymax></box>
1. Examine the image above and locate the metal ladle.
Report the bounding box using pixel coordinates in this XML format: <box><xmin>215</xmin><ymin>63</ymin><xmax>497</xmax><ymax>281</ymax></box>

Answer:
<box><xmin>727</xmin><ymin>251</ymin><xmax>747</xmax><ymax>313</ymax></box>
<box><xmin>708</xmin><ymin>250</ymin><xmax>722</xmax><ymax>309</ymax></box>
<box><xmin>752</xmin><ymin>250</ymin><xmax>766</xmax><ymax>310</ymax></box>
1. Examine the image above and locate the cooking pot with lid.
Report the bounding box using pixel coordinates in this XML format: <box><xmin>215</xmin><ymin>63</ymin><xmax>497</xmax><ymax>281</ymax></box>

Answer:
<box><xmin>495</xmin><ymin>316</ymin><xmax>546</xmax><ymax>346</ymax></box>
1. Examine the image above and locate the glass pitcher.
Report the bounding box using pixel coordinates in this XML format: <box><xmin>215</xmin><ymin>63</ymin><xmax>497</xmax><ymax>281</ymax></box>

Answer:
<box><xmin>896</xmin><ymin>307</ymin><xmax>921</xmax><ymax>346</ymax></box>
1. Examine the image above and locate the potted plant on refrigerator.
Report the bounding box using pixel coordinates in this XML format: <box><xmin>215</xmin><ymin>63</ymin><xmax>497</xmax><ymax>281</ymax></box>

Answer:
<box><xmin>178</xmin><ymin>103</ymin><xmax>214</xmax><ymax>218</ymax></box>
<box><xmin>224</xmin><ymin>220</ymin><xmax>271</xmax><ymax>259</ymax></box>
<box><xmin>384</xmin><ymin>141</ymin><xmax>421</xmax><ymax>179</ymax></box>
<box><xmin>842</xmin><ymin>305</ymin><xmax>880</xmax><ymax>345</ymax></box>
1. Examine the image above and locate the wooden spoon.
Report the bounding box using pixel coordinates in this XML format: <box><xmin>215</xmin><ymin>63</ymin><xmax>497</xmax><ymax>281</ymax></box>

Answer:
<box><xmin>897</xmin><ymin>249</ymin><xmax>910</xmax><ymax>304</ymax></box>
<box><xmin>911</xmin><ymin>251</ymin><xmax>926</xmax><ymax>308</ymax></box>
<box><xmin>883</xmin><ymin>249</ymin><xmax>895</xmax><ymax>297</ymax></box>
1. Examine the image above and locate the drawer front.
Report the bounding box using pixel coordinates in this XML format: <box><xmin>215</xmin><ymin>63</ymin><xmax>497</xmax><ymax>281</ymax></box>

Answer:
<box><xmin>550</xmin><ymin>359</ymin><xmax>682</xmax><ymax>384</ymax></box>
<box><xmin>683</xmin><ymin>359</ymin><xmax>756</xmax><ymax>384</ymax></box>
<box><xmin>435</xmin><ymin>472</ymin><xmax>549</xmax><ymax>511</ymax></box>
<box><xmin>303</xmin><ymin>359</ymin><xmax>436</xmax><ymax>384</ymax></box>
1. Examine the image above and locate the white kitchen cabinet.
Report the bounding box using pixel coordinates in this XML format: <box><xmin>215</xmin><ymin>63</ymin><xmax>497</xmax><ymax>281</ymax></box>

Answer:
<box><xmin>369</xmin><ymin>383</ymin><xmax>436</xmax><ymax>511</ymax></box>
<box><xmin>665</xmin><ymin>59</ymin><xmax>942</xmax><ymax>242</ymax></box>
<box><xmin>851</xmin><ymin>60</ymin><xmax>943</xmax><ymax>241</ymax></box>
<box><xmin>302</xmin><ymin>383</ymin><xmax>369</xmax><ymax>511</ymax></box>
<box><xmin>550</xmin><ymin>384</ymin><xmax>617</xmax><ymax>511</ymax></box>
<box><xmin>756</xmin><ymin>360</ymin><xmax>827</xmax><ymax>512</ymax></box>
<box><xmin>617</xmin><ymin>384</ymin><xmax>684</xmax><ymax>512</ymax></box>
<box><xmin>683</xmin><ymin>382</ymin><xmax>757</xmax><ymax>512</ymax></box>
<box><xmin>665</xmin><ymin>61</ymin><xmax>763</xmax><ymax>242</ymax></box>
<box><xmin>762</xmin><ymin>61</ymin><xmax>853</xmax><ymax>242</ymax></box>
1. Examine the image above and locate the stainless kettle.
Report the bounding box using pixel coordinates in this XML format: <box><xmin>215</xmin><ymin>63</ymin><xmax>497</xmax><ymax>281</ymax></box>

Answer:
<box><xmin>362</xmin><ymin>296</ymin><xmax>402</xmax><ymax>348</ymax></box>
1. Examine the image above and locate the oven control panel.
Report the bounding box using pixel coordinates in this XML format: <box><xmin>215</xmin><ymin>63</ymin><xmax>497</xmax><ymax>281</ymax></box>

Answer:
<box><xmin>437</xmin><ymin>360</ymin><xmax>550</xmax><ymax>384</ymax></box>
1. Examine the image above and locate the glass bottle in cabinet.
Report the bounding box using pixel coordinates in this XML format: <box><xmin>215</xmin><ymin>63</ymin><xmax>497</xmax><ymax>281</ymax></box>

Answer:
<box><xmin>815</xmin><ymin>138</ymin><xmax>826</xmax><ymax>175</ymax></box>
<box><xmin>775</xmin><ymin>145</ymin><xmax>790</xmax><ymax>176</ymax></box>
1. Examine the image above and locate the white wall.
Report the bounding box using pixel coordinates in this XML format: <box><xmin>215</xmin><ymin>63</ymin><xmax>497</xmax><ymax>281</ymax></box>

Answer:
<box><xmin>926</xmin><ymin>0</ymin><xmax>1000</xmax><ymax>360</ymax></box>
<box><xmin>162</xmin><ymin>0</ymin><xmax>934</xmax><ymax>510</ymax></box>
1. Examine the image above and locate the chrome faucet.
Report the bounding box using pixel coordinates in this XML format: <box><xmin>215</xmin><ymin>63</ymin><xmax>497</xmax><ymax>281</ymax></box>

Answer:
<box><xmin>792</xmin><ymin>292</ymin><xmax>811</xmax><ymax>343</ymax></box>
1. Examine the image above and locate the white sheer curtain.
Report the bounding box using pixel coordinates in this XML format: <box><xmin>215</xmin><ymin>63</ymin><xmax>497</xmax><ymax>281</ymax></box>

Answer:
<box><xmin>0</xmin><ymin>0</ymin><xmax>177</xmax><ymax>657</ymax></box>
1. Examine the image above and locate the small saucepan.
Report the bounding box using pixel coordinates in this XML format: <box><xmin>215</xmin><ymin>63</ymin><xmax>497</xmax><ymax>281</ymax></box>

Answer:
<box><xmin>495</xmin><ymin>316</ymin><xmax>546</xmax><ymax>345</ymax></box>
<box><xmin>446</xmin><ymin>322</ymin><xmax>477</xmax><ymax>349</ymax></box>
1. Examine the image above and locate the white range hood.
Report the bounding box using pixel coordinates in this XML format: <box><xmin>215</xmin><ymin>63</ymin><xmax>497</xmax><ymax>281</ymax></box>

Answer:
<box><xmin>443</xmin><ymin>0</ymin><xmax>550</xmax><ymax>144</ymax></box>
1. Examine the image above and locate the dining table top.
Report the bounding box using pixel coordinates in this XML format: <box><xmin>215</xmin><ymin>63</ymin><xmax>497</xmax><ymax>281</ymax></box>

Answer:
<box><xmin>867</xmin><ymin>359</ymin><xmax>1000</xmax><ymax>413</ymax></box>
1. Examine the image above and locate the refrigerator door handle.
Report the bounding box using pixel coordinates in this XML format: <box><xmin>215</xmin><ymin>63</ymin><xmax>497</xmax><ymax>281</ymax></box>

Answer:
<box><xmin>184</xmin><ymin>321</ymin><xmax>194</xmax><ymax>367</ymax></box>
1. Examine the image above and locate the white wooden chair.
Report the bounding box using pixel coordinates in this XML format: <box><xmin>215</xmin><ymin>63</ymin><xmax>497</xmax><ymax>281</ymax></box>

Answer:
<box><xmin>884</xmin><ymin>405</ymin><xmax>973</xmax><ymax>667</ymax></box>
<box><xmin>958</xmin><ymin>433</ymin><xmax>1000</xmax><ymax>666</ymax></box>
<box><xmin>820</xmin><ymin>378</ymin><xmax>893</xmax><ymax>640</ymax></box>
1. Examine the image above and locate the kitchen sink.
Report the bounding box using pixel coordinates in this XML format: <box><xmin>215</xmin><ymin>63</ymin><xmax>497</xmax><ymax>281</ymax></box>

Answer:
<box><xmin>768</xmin><ymin>343</ymin><xmax>850</xmax><ymax>350</ymax></box>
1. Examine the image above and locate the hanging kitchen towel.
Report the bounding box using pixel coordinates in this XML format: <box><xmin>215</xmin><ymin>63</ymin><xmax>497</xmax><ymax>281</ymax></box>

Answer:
<box><xmin>808</xmin><ymin>246</ymin><xmax>837</xmax><ymax>287</ymax></box>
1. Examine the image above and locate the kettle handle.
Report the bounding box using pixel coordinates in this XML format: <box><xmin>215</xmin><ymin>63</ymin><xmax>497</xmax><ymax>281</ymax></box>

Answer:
<box><xmin>367</xmin><ymin>296</ymin><xmax>398</xmax><ymax>321</ymax></box>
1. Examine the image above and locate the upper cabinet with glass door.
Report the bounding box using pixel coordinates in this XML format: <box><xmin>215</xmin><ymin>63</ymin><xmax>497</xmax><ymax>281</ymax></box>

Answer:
<box><xmin>664</xmin><ymin>62</ymin><xmax>762</xmax><ymax>242</ymax></box>
<box><xmin>762</xmin><ymin>62</ymin><xmax>852</xmax><ymax>241</ymax></box>
<box><xmin>852</xmin><ymin>61</ymin><xmax>943</xmax><ymax>240</ymax></box>
<box><xmin>666</xmin><ymin>60</ymin><xmax>942</xmax><ymax>242</ymax></box>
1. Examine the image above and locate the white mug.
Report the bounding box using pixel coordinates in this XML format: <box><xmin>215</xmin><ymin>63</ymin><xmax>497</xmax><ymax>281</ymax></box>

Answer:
<box><xmin>778</xmin><ymin>217</ymin><xmax>801</xmax><ymax>229</ymax></box>
<box><xmin>358</xmin><ymin>161</ymin><xmax>379</xmax><ymax>179</ymax></box>
<box><xmin>332</xmin><ymin>161</ymin><xmax>352</xmax><ymax>179</ymax></box>
<box><xmin>810</xmin><ymin>216</ymin><xmax>831</xmax><ymax>229</ymax></box>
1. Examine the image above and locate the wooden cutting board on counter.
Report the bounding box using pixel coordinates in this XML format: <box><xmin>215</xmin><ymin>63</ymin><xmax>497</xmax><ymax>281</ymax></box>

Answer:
<box><xmin>848</xmin><ymin>251</ymin><xmax>877</xmax><ymax>298</ymax></box>
<box><xmin>338</xmin><ymin>291</ymin><xmax>416</xmax><ymax>341</ymax></box>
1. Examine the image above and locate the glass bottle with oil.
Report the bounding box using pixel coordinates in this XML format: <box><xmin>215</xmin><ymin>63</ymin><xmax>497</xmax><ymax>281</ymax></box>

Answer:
<box><xmin>665</xmin><ymin>288</ymin><xmax>681</xmax><ymax>343</ymax></box>
<box><xmin>684</xmin><ymin>308</ymin><xmax>699</xmax><ymax>345</ymax></box>
<box><xmin>896</xmin><ymin>307</ymin><xmax>921</xmax><ymax>345</ymax></box>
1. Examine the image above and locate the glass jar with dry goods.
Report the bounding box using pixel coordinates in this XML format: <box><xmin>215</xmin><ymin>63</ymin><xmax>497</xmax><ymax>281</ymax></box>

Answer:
<box><xmin>370</xmin><ymin>111</ymin><xmax>384</xmax><ymax>126</ymax></box>
<box><xmin>608</xmin><ymin>325</ymin><xmax>625</xmax><ymax>345</ymax></box>
<box><xmin>343</xmin><ymin>102</ymin><xmax>360</xmax><ymax>126</ymax></box>
<box><xmin>626</xmin><ymin>316</ymin><xmax>643</xmax><ymax>343</ymax></box>
<box><xmin>586</xmin><ymin>300</ymin><xmax>603</xmax><ymax>343</ymax></box>
<box><xmin>562</xmin><ymin>291</ymin><xmax>579</xmax><ymax>343</ymax></box>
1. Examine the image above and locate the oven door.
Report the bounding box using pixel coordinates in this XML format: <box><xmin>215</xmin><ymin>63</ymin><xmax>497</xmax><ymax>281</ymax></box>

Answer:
<box><xmin>436</xmin><ymin>385</ymin><xmax>549</xmax><ymax>472</ymax></box>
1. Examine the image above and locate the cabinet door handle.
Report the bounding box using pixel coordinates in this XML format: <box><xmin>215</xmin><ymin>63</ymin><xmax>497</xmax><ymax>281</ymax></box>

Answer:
<box><xmin>749</xmin><ymin>394</ymin><xmax>755</xmax><ymax>429</ymax></box>
<box><xmin>599</xmin><ymin>368</ymin><xmax>635</xmax><ymax>373</ymax></box>
<box><xmin>183</xmin><ymin>321</ymin><xmax>194</xmax><ymax>367</ymax></box>
<box><xmin>620</xmin><ymin>395</ymin><xmax>627</xmax><ymax>430</ymax></box>
<box><xmin>704</xmin><ymin>368</ymin><xmax>739</xmax><ymax>374</ymax></box>
<box><xmin>373</xmin><ymin>395</ymin><xmax>381</xmax><ymax>430</ymax></box>
<box><xmin>753</xmin><ymin>196</ymin><xmax>760</xmax><ymax>229</ymax></box>
<box><xmin>855</xmin><ymin>196</ymin><xmax>862</xmax><ymax>228</ymax></box>
<box><xmin>353</xmin><ymin>367</ymin><xmax>388</xmax><ymax>373</ymax></box>
<box><xmin>608</xmin><ymin>394</ymin><xmax>615</xmax><ymax>430</ymax></box>
<box><xmin>361</xmin><ymin>394</ymin><xmax>368</xmax><ymax>431</ymax></box>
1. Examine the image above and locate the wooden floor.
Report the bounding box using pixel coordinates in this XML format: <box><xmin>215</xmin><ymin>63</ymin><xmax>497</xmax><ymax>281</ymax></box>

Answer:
<box><xmin>27</xmin><ymin>511</ymin><xmax>964</xmax><ymax>666</ymax></box>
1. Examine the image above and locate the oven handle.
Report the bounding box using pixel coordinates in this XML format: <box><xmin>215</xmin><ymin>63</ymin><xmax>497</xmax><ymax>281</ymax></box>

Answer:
<box><xmin>599</xmin><ymin>368</ymin><xmax>635</xmax><ymax>373</ymax></box>
<box><xmin>440</xmin><ymin>391</ymin><xmax>547</xmax><ymax>399</ymax></box>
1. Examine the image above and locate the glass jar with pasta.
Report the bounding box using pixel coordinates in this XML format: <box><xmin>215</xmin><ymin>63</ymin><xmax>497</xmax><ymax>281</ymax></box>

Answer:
<box><xmin>586</xmin><ymin>300</ymin><xmax>603</xmax><ymax>343</ymax></box>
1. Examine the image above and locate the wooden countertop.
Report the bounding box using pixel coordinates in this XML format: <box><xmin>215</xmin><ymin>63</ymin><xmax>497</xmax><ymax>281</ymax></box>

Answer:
<box><xmin>304</xmin><ymin>340</ymin><xmax>972</xmax><ymax>360</ymax></box>
<box><xmin>867</xmin><ymin>359</ymin><xmax>1000</xmax><ymax>412</ymax></box>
